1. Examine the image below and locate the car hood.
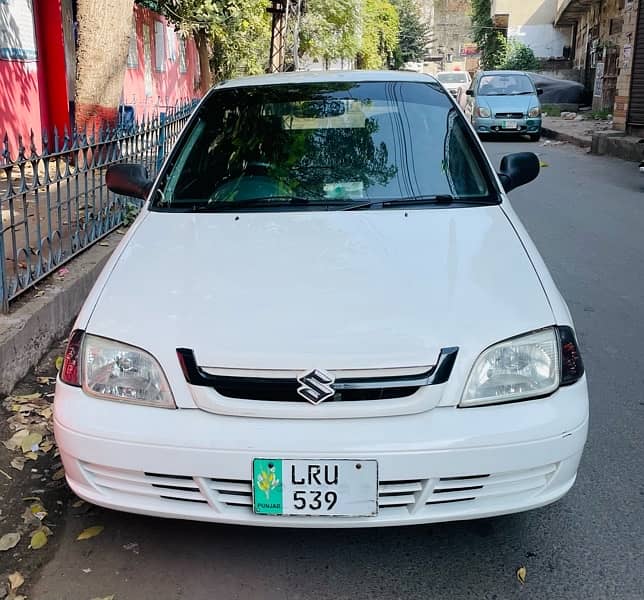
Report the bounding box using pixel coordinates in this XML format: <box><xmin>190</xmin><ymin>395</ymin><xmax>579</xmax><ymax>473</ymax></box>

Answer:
<box><xmin>478</xmin><ymin>94</ymin><xmax>536</xmax><ymax>114</ymax></box>
<box><xmin>87</xmin><ymin>208</ymin><xmax>553</xmax><ymax>374</ymax></box>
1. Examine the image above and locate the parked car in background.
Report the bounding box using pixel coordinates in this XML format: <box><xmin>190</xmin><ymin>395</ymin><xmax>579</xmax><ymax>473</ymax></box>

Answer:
<box><xmin>54</xmin><ymin>70</ymin><xmax>587</xmax><ymax>528</ymax></box>
<box><xmin>436</xmin><ymin>70</ymin><xmax>471</xmax><ymax>107</ymax></box>
<box><xmin>465</xmin><ymin>70</ymin><xmax>543</xmax><ymax>141</ymax></box>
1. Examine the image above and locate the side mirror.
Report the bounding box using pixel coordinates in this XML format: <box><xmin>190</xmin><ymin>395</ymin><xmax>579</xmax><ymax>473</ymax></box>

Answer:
<box><xmin>537</xmin><ymin>88</ymin><xmax>544</xmax><ymax>96</ymax></box>
<box><xmin>498</xmin><ymin>152</ymin><xmax>540</xmax><ymax>193</ymax></box>
<box><xmin>465</xmin><ymin>89</ymin><xmax>474</xmax><ymax>96</ymax></box>
<box><xmin>106</xmin><ymin>163</ymin><xmax>152</xmax><ymax>199</ymax></box>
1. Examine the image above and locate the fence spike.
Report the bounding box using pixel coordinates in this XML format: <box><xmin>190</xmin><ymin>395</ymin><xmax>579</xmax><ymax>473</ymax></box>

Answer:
<box><xmin>53</xmin><ymin>126</ymin><xmax>60</xmax><ymax>153</ymax></box>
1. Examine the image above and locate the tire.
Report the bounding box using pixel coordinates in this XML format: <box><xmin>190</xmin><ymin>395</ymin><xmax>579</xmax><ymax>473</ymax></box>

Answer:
<box><xmin>529</xmin><ymin>132</ymin><xmax>541</xmax><ymax>142</ymax></box>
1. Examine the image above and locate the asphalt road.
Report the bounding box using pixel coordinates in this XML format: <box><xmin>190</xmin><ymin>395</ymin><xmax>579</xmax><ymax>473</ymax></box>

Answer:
<box><xmin>32</xmin><ymin>139</ymin><xmax>644</xmax><ymax>600</ymax></box>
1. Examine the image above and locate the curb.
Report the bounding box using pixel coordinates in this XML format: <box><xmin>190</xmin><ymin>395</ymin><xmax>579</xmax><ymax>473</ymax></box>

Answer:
<box><xmin>541</xmin><ymin>126</ymin><xmax>592</xmax><ymax>149</ymax></box>
<box><xmin>0</xmin><ymin>232</ymin><xmax>120</xmax><ymax>396</ymax></box>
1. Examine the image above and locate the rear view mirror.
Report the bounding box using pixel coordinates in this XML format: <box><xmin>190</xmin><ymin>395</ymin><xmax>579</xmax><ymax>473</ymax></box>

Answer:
<box><xmin>498</xmin><ymin>152</ymin><xmax>540</xmax><ymax>193</ymax></box>
<box><xmin>537</xmin><ymin>88</ymin><xmax>544</xmax><ymax>96</ymax></box>
<box><xmin>466</xmin><ymin>89</ymin><xmax>474</xmax><ymax>96</ymax></box>
<box><xmin>106</xmin><ymin>163</ymin><xmax>152</xmax><ymax>199</ymax></box>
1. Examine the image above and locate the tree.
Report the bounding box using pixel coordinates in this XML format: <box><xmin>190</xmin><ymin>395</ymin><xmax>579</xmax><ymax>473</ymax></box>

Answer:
<box><xmin>74</xmin><ymin>0</ymin><xmax>134</xmax><ymax>130</ymax></box>
<box><xmin>299</xmin><ymin>0</ymin><xmax>361</xmax><ymax>64</ymax></box>
<box><xmin>356</xmin><ymin>0</ymin><xmax>399</xmax><ymax>69</ymax></box>
<box><xmin>392</xmin><ymin>0</ymin><xmax>430</xmax><ymax>67</ymax></box>
<box><xmin>502</xmin><ymin>40</ymin><xmax>540</xmax><ymax>71</ymax></box>
<box><xmin>470</xmin><ymin>0</ymin><xmax>505</xmax><ymax>70</ymax></box>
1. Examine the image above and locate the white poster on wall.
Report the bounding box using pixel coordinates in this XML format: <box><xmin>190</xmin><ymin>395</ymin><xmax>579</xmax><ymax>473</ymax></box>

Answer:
<box><xmin>594</xmin><ymin>62</ymin><xmax>604</xmax><ymax>97</ymax></box>
<box><xmin>0</xmin><ymin>0</ymin><xmax>37</xmax><ymax>61</ymax></box>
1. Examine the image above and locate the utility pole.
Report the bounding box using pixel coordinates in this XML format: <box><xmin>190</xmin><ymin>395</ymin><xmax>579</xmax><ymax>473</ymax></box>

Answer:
<box><xmin>267</xmin><ymin>0</ymin><xmax>303</xmax><ymax>72</ymax></box>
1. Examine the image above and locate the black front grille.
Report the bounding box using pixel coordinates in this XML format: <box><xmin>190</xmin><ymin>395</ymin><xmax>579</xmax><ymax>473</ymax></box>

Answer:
<box><xmin>176</xmin><ymin>347</ymin><xmax>459</xmax><ymax>403</ymax></box>
<box><xmin>495</xmin><ymin>112</ymin><xmax>524</xmax><ymax>119</ymax></box>
<box><xmin>213</xmin><ymin>381</ymin><xmax>419</xmax><ymax>402</ymax></box>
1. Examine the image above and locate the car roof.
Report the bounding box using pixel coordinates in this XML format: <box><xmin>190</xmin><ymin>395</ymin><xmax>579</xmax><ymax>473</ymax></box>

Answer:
<box><xmin>478</xmin><ymin>70</ymin><xmax>530</xmax><ymax>76</ymax></box>
<box><xmin>216</xmin><ymin>70</ymin><xmax>438</xmax><ymax>90</ymax></box>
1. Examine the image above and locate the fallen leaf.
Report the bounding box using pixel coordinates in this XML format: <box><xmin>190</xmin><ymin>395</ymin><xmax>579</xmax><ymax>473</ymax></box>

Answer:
<box><xmin>82</xmin><ymin>568</ymin><xmax>92</xmax><ymax>573</ymax></box>
<box><xmin>52</xmin><ymin>468</ymin><xmax>65</xmax><ymax>481</ymax></box>
<box><xmin>30</xmin><ymin>503</ymin><xmax>47</xmax><ymax>520</ymax></box>
<box><xmin>20</xmin><ymin>432</ymin><xmax>43</xmax><ymax>454</ymax></box>
<box><xmin>22</xmin><ymin>507</ymin><xmax>41</xmax><ymax>527</ymax></box>
<box><xmin>71</xmin><ymin>499</ymin><xmax>85</xmax><ymax>508</ymax></box>
<box><xmin>24</xmin><ymin>451</ymin><xmax>39</xmax><ymax>461</ymax></box>
<box><xmin>55</xmin><ymin>356</ymin><xmax>64</xmax><ymax>371</ymax></box>
<box><xmin>29</xmin><ymin>529</ymin><xmax>48</xmax><ymax>549</ymax></box>
<box><xmin>40</xmin><ymin>440</ymin><xmax>54</xmax><ymax>453</ymax></box>
<box><xmin>98</xmin><ymin>242</ymin><xmax>110</xmax><ymax>246</ymax></box>
<box><xmin>36</xmin><ymin>376</ymin><xmax>56</xmax><ymax>385</ymax></box>
<box><xmin>3</xmin><ymin>430</ymin><xmax>29</xmax><ymax>451</ymax></box>
<box><xmin>34</xmin><ymin>290</ymin><xmax>45</xmax><ymax>297</ymax></box>
<box><xmin>11</xmin><ymin>393</ymin><xmax>42</xmax><ymax>402</ymax></box>
<box><xmin>0</xmin><ymin>533</ymin><xmax>20</xmax><ymax>551</ymax></box>
<box><xmin>0</xmin><ymin>469</ymin><xmax>12</xmax><ymax>480</ymax></box>
<box><xmin>76</xmin><ymin>525</ymin><xmax>104</xmax><ymax>541</ymax></box>
<box><xmin>516</xmin><ymin>565</ymin><xmax>527</xmax><ymax>584</ymax></box>
<box><xmin>539</xmin><ymin>160</ymin><xmax>549</xmax><ymax>168</ymax></box>
<box><xmin>39</xmin><ymin>407</ymin><xmax>53</xmax><ymax>420</ymax></box>
<box><xmin>8</xmin><ymin>571</ymin><xmax>24</xmax><ymax>591</ymax></box>
<box><xmin>10</xmin><ymin>458</ymin><xmax>25</xmax><ymax>471</ymax></box>
<box><xmin>89</xmin><ymin>596</ymin><xmax>115</xmax><ymax>600</ymax></box>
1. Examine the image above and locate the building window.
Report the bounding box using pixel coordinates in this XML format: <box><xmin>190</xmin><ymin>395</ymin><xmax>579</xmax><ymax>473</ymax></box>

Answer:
<box><xmin>179</xmin><ymin>37</ymin><xmax>187</xmax><ymax>73</ymax></box>
<box><xmin>609</xmin><ymin>18</ymin><xmax>623</xmax><ymax>36</ymax></box>
<box><xmin>126</xmin><ymin>21</ymin><xmax>138</xmax><ymax>68</ymax></box>
<box><xmin>166</xmin><ymin>25</ymin><xmax>176</xmax><ymax>61</ymax></box>
<box><xmin>154</xmin><ymin>20</ymin><xmax>165</xmax><ymax>71</ymax></box>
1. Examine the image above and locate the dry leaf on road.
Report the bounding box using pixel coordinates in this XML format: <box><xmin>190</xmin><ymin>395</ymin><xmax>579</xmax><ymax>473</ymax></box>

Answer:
<box><xmin>90</xmin><ymin>596</ymin><xmax>115</xmax><ymax>600</ymax></box>
<box><xmin>55</xmin><ymin>356</ymin><xmax>64</xmax><ymax>371</ymax></box>
<box><xmin>8</xmin><ymin>571</ymin><xmax>24</xmax><ymax>591</ymax></box>
<box><xmin>52</xmin><ymin>468</ymin><xmax>66</xmax><ymax>481</ymax></box>
<box><xmin>76</xmin><ymin>525</ymin><xmax>104</xmax><ymax>541</ymax></box>
<box><xmin>10</xmin><ymin>457</ymin><xmax>25</xmax><ymax>471</ymax></box>
<box><xmin>20</xmin><ymin>432</ymin><xmax>43</xmax><ymax>454</ymax></box>
<box><xmin>29</xmin><ymin>530</ymin><xmax>48</xmax><ymax>550</ymax></box>
<box><xmin>0</xmin><ymin>533</ymin><xmax>21</xmax><ymax>551</ymax></box>
<box><xmin>516</xmin><ymin>566</ymin><xmax>527</xmax><ymax>584</ymax></box>
<box><xmin>3</xmin><ymin>430</ymin><xmax>29</xmax><ymax>451</ymax></box>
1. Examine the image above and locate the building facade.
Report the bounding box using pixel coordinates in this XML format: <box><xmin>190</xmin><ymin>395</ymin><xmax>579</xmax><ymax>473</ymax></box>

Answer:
<box><xmin>431</xmin><ymin>0</ymin><xmax>475</xmax><ymax>69</ymax></box>
<box><xmin>492</xmin><ymin>0</ymin><xmax>573</xmax><ymax>58</ymax></box>
<box><xmin>556</xmin><ymin>0</ymin><xmax>640</xmax><ymax>131</ymax></box>
<box><xmin>0</xmin><ymin>0</ymin><xmax>201</xmax><ymax>155</ymax></box>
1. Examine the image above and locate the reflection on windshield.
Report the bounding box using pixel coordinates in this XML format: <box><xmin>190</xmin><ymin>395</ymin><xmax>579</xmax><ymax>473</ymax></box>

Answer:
<box><xmin>157</xmin><ymin>82</ymin><xmax>494</xmax><ymax>211</ymax></box>
<box><xmin>477</xmin><ymin>74</ymin><xmax>535</xmax><ymax>96</ymax></box>
<box><xmin>437</xmin><ymin>73</ymin><xmax>468</xmax><ymax>84</ymax></box>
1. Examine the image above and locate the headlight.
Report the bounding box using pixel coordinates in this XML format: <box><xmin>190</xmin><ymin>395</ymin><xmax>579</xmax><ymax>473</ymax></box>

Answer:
<box><xmin>476</xmin><ymin>106</ymin><xmax>491</xmax><ymax>118</ymax></box>
<box><xmin>528</xmin><ymin>106</ymin><xmax>541</xmax><ymax>118</ymax></box>
<box><xmin>460</xmin><ymin>328</ymin><xmax>559</xmax><ymax>407</ymax></box>
<box><xmin>82</xmin><ymin>334</ymin><xmax>176</xmax><ymax>408</ymax></box>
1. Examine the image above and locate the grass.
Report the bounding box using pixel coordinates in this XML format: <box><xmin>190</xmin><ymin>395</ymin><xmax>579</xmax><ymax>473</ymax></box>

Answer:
<box><xmin>540</xmin><ymin>104</ymin><xmax>562</xmax><ymax>117</ymax></box>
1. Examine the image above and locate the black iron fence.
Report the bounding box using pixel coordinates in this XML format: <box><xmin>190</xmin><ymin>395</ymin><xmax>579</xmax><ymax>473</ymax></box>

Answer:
<box><xmin>0</xmin><ymin>101</ymin><xmax>196</xmax><ymax>312</ymax></box>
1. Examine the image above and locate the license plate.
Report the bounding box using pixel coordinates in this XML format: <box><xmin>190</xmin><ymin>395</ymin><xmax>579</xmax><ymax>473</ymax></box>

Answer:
<box><xmin>252</xmin><ymin>458</ymin><xmax>378</xmax><ymax>517</ymax></box>
<box><xmin>503</xmin><ymin>120</ymin><xmax>518</xmax><ymax>129</ymax></box>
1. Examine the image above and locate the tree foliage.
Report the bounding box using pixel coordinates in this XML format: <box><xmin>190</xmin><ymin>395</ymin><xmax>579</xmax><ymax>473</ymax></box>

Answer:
<box><xmin>356</xmin><ymin>0</ymin><xmax>399</xmax><ymax>69</ymax></box>
<box><xmin>299</xmin><ymin>0</ymin><xmax>361</xmax><ymax>62</ymax></box>
<box><xmin>392</xmin><ymin>0</ymin><xmax>430</xmax><ymax>66</ymax></box>
<box><xmin>136</xmin><ymin>0</ymin><xmax>271</xmax><ymax>81</ymax></box>
<box><xmin>502</xmin><ymin>40</ymin><xmax>540</xmax><ymax>70</ymax></box>
<box><xmin>471</xmin><ymin>0</ymin><xmax>505</xmax><ymax>70</ymax></box>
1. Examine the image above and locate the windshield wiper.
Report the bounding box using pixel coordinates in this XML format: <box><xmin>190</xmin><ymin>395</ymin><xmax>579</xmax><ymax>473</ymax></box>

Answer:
<box><xmin>510</xmin><ymin>91</ymin><xmax>535</xmax><ymax>95</ymax></box>
<box><xmin>188</xmin><ymin>195</ymin><xmax>354</xmax><ymax>212</ymax></box>
<box><xmin>343</xmin><ymin>195</ymin><xmax>456</xmax><ymax>210</ymax></box>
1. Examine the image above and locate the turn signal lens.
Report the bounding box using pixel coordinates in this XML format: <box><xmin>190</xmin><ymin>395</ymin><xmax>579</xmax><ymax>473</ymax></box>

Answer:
<box><xmin>557</xmin><ymin>326</ymin><xmax>584</xmax><ymax>385</ymax></box>
<box><xmin>60</xmin><ymin>329</ymin><xmax>85</xmax><ymax>387</ymax></box>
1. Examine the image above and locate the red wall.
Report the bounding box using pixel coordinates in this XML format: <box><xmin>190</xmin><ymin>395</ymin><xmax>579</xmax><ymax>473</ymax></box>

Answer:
<box><xmin>0</xmin><ymin>60</ymin><xmax>41</xmax><ymax>157</ymax></box>
<box><xmin>122</xmin><ymin>6</ymin><xmax>202</xmax><ymax>119</ymax></box>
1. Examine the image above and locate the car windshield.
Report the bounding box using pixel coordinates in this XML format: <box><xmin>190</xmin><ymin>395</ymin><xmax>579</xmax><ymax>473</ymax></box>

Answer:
<box><xmin>477</xmin><ymin>74</ymin><xmax>535</xmax><ymax>96</ymax></box>
<box><xmin>155</xmin><ymin>81</ymin><xmax>496</xmax><ymax>212</ymax></box>
<box><xmin>437</xmin><ymin>73</ymin><xmax>469</xmax><ymax>84</ymax></box>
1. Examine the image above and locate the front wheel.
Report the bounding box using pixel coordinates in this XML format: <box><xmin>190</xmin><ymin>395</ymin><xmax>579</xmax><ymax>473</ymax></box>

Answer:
<box><xmin>529</xmin><ymin>132</ymin><xmax>541</xmax><ymax>142</ymax></box>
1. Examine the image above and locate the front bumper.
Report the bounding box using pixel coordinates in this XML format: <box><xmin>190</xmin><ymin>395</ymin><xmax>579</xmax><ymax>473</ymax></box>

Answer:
<box><xmin>54</xmin><ymin>380</ymin><xmax>588</xmax><ymax>528</ymax></box>
<box><xmin>473</xmin><ymin>116</ymin><xmax>541</xmax><ymax>134</ymax></box>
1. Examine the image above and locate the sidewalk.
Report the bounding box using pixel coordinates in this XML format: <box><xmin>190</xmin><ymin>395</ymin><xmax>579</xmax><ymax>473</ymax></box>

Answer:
<box><xmin>542</xmin><ymin>115</ymin><xmax>644</xmax><ymax>162</ymax></box>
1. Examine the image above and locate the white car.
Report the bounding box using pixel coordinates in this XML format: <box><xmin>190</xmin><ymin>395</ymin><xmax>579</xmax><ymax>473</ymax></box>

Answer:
<box><xmin>436</xmin><ymin>70</ymin><xmax>472</xmax><ymax>107</ymax></box>
<box><xmin>54</xmin><ymin>70</ymin><xmax>588</xmax><ymax>528</ymax></box>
